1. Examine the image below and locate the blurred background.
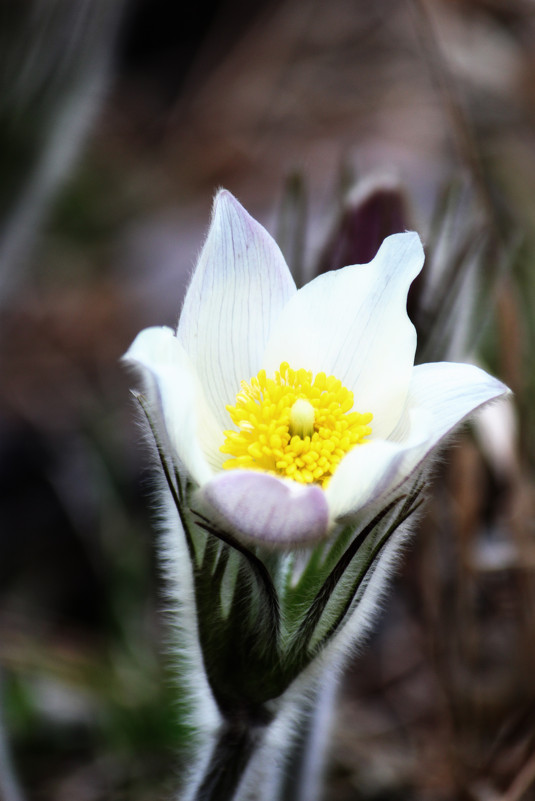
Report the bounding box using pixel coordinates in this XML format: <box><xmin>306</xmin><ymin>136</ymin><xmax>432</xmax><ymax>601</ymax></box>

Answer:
<box><xmin>1</xmin><ymin>0</ymin><xmax>535</xmax><ymax>798</ymax></box>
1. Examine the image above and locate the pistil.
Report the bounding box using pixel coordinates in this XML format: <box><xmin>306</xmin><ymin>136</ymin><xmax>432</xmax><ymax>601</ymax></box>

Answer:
<box><xmin>289</xmin><ymin>398</ymin><xmax>315</xmax><ymax>438</ymax></box>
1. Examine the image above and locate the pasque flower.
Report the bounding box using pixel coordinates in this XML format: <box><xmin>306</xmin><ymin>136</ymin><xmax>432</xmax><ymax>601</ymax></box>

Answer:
<box><xmin>123</xmin><ymin>190</ymin><xmax>510</xmax><ymax>801</ymax></box>
<box><xmin>124</xmin><ymin>190</ymin><xmax>508</xmax><ymax>548</ymax></box>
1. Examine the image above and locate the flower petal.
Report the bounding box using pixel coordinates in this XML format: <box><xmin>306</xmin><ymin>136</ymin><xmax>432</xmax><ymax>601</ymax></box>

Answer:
<box><xmin>326</xmin><ymin>361</ymin><xmax>510</xmax><ymax>522</ymax></box>
<box><xmin>177</xmin><ymin>190</ymin><xmax>296</xmax><ymax>430</ymax></box>
<box><xmin>200</xmin><ymin>470</ymin><xmax>330</xmax><ymax>547</ymax></box>
<box><xmin>325</xmin><ymin>408</ymin><xmax>432</xmax><ymax>522</ymax></box>
<box><xmin>405</xmin><ymin>361</ymin><xmax>511</xmax><ymax>445</ymax></box>
<box><xmin>262</xmin><ymin>232</ymin><xmax>424</xmax><ymax>439</ymax></box>
<box><xmin>122</xmin><ymin>326</ymin><xmax>218</xmax><ymax>485</ymax></box>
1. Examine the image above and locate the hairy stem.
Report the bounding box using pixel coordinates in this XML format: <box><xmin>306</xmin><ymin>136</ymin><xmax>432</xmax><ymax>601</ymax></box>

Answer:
<box><xmin>193</xmin><ymin>720</ymin><xmax>267</xmax><ymax>801</ymax></box>
<box><xmin>280</xmin><ymin>671</ymin><xmax>337</xmax><ymax>801</ymax></box>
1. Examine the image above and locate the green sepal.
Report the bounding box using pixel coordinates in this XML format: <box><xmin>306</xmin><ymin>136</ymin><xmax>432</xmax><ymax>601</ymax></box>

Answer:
<box><xmin>281</xmin><ymin>484</ymin><xmax>424</xmax><ymax>677</ymax></box>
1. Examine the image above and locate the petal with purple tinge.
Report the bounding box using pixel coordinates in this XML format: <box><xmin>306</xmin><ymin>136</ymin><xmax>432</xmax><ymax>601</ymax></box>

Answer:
<box><xmin>177</xmin><ymin>190</ymin><xmax>296</xmax><ymax>430</ymax></box>
<box><xmin>200</xmin><ymin>470</ymin><xmax>330</xmax><ymax>547</ymax></box>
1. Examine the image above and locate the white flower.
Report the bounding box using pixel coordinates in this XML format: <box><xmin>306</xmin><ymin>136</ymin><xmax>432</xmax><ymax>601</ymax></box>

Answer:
<box><xmin>123</xmin><ymin>190</ymin><xmax>509</xmax><ymax>547</ymax></box>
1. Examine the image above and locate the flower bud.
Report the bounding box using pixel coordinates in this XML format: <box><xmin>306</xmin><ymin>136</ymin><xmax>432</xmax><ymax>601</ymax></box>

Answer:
<box><xmin>316</xmin><ymin>177</ymin><xmax>411</xmax><ymax>275</ymax></box>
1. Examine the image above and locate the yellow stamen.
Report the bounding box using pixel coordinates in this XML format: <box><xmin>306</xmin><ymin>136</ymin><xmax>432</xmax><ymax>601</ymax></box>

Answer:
<box><xmin>220</xmin><ymin>362</ymin><xmax>372</xmax><ymax>487</ymax></box>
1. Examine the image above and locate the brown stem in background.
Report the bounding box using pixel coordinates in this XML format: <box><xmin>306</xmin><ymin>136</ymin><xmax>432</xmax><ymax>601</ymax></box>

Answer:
<box><xmin>408</xmin><ymin>0</ymin><xmax>503</xmax><ymax>247</ymax></box>
<box><xmin>498</xmin><ymin>748</ymin><xmax>535</xmax><ymax>801</ymax></box>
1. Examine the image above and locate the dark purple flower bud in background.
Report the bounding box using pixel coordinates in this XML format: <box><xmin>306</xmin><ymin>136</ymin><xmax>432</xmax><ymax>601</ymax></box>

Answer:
<box><xmin>316</xmin><ymin>177</ymin><xmax>425</xmax><ymax>332</ymax></box>
<box><xmin>317</xmin><ymin>178</ymin><xmax>411</xmax><ymax>274</ymax></box>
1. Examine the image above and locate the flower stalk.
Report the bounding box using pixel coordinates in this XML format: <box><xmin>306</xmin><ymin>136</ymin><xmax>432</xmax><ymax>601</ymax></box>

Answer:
<box><xmin>193</xmin><ymin>719</ymin><xmax>269</xmax><ymax>801</ymax></box>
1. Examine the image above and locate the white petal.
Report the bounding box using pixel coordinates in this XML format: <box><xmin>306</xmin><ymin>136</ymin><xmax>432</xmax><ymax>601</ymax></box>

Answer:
<box><xmin>122</xmin><ymin>326</ymin><xmax>218</xmax><ymax>485</ymax></box>
<box><xmin>200</xmin><ymin>470</ymin><xmax>330</xmax><ymax>548</ymax></box>
<box><xmin>405</xmin><ymin>361</ymin><xmax>511</xmax><ymax>446</ymax></box>
<box><xmin>326</xmin><ymin>361</ymin><xmax>510</xmax><ymax>522</ymax></box>
<box><xmin>325</xmin><ymin>408</ymin><xmax>432</xmax><ymax>522</ymax></box>
<box><xmin>262</xmin><ymin>232</ymin><xmax>424</xmax><ymax>439</ymax></box>
<box><xmin>177</xmin><ymin>190</ymin><xmax>296</xmax><ymax>430</ymax></box>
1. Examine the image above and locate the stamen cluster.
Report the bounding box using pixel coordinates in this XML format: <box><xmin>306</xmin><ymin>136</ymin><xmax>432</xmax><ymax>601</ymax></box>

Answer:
<box><xmin>221</xmin><ymin>362</ymin><xmax>372</xmax><ymax>486</ymax></box>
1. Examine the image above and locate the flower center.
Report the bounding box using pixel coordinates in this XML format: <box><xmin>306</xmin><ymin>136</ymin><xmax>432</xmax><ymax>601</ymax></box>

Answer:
<box><xmin>220</xmin><ymin>362</ymin><xmax>372</xmax><ymax>487</ymax></box>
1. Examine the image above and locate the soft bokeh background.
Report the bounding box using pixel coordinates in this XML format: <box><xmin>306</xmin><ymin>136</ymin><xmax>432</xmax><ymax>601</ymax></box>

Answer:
<box><xmin>1</xmin><ymin>0</ymin><xmax>535</xmax><ymax>798</ymax></box>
